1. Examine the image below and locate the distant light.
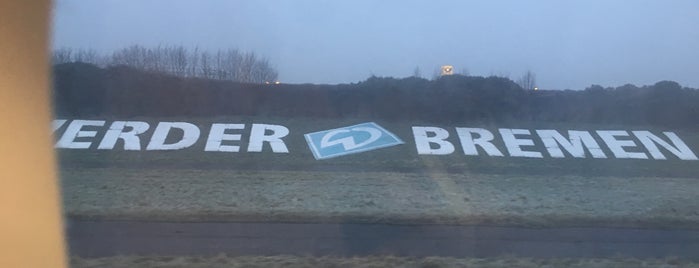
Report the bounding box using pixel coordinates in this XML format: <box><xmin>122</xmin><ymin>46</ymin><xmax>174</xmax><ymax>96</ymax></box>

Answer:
<box><xmin>441</xmin><ymin>65</ymin><xmax>454</xmax><ymax>76</ymax></box>
<box><xmin>275</xmin><ymin>81</ymin><xmax>281</xmax><ymax>84</ymax></box>
<box><xmin>534</xmin><ymin>87</ymin><xmax>539</xmax><ymax>91</ymax></box>
<box><xmin>265</xmin><ymin>81</ymin><xmax>270</xmax><ymax>84</ymax></box>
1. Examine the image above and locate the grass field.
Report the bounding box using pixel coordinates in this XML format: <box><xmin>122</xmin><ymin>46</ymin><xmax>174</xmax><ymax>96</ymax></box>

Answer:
<box><xmin>57</xmin><ymin>116</ymin><xmax>699</xmax><ymax>228</ymax></box>
<box><xmin>61</xmin><ymin>168</ymin><xmax>699</xmax><ymax>228</ymax></box>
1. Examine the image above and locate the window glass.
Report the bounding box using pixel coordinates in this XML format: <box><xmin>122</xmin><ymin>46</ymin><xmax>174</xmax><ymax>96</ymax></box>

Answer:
<box><xmin>53</xmin><ymin>1</ymin><xmax>699</xmax><ymax>267</ymax></box>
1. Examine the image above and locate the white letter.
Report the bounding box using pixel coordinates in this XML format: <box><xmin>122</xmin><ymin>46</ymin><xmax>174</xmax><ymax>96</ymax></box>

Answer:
<box><xmin>596</xmin><ymin>130</ymin><xmax>647</xmax><ymax>159</ymax></box>
<box><xmin>146</xmin><ymin>122</ymin><xmax>200</xmax><ymax>150</ymax></box>
<box><xmin>55</xmin><ymin>120</ymin><xmax>105</xmax><ymax>149</ymax></box>
<box><xmin>455</xmin><ymin>128</ymin><xmax>503</xmax><ymax>156</ymax></box>
<box><xmin>499</xmin><ymin>128</ymin><xmax>543</xmax><ymax>158</ymax></box>
<box><xmin>536</xmin><ymin>130</ymin><xmax>606</xmax><ymax>158</ymax></box>
<box><xmin>412</xmin><ymin>126</ymin><xmax>454</xmax><ymax>155</ymax></box>
<box><xmin>632</xmin><ymin>131</ymin><xmax>698</xmax><ymax>160</ymax></box>
<box><xmin>52</xmin><ymin>119</ymin><xmax>67</xmax><ymax>132</ymax></box>
<box><xmin>247</xmin><ymin>124</ymin><xmax>289</xmax><ymax>153</ymax></box>
<box><xmin>205</xmin><ymin>124</ymin><xmax>245</xmax><ymax>152</ymax></box>
<box><xmin>98</xmin><ymin>121</ymin><xmax>150</xmax><ymax>150</ymax></box>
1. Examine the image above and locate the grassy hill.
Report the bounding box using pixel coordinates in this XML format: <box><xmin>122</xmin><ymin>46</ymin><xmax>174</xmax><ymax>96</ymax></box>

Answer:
<box><xmin>56</xmin><ymin>116</ymin><xmax>699</xmax><ymax>228</ymax></box>
<box><xmin>53</xmin><ymin>64</ymin><xmax>699</xmax><ymax>228</ymax></box>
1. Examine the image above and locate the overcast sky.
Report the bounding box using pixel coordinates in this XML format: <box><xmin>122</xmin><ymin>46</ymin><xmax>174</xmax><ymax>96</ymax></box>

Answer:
<box><xmin>52</xmin><ymin>0</ymin><xmax>699</xmax><ymax>89</ymax></box>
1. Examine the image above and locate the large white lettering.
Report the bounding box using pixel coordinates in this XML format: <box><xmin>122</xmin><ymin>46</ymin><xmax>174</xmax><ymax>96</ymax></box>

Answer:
<box><xmin>52</xmin><ymin>119</ymin><xmax>67</xmax><ymax>132</ymax></box>
<box><xmin>247</xmin><ymin>124</ymin><xmax>290</xmax><ymax>153</ymax></box>
<box><xmin>632</xmin><ymin>131</ymin><xmax>698</xmax><ymax>160</ymax></box>
<box><xmin>98</xmin><ymin>121</ymin><xmax>150</xmax><ymax>150</ymax></box>
<box><xmin>146</xmin><ymin>122</ymin><xmax>200</xmax><ymax>150</ymax></box>
<box><xmin>51</xmin><ymin>119</ymin><xmax>699</xmax><ymax>161</ymax></box>
<box><xmin>55</xmin><ymin>120</ymin><xmax>106</xmax><ymax>149</ymax></box>
<box><xmin>205</xmin><ymin>124</ymin><xmax>245</xmax><ymax>152</ymax></box>
<box><xmin>455</xmin><ymin>127</ymin><xmax>504</xmax><ymax>156</ymax></box>
<box><xmin>412</xmin><ymin>126</ymin><xmax>454</xmax><ymax>155</ymax></box>
<box><xmin>536</xmin><ymin>130</ymin><xmax>606</xmax><ymax>158</ymax></box>
<box><xmin>499</xmin><ymin>128</ymin><xmax>543</xmax><ymax>158</ymax></box>
<box><xmin>596</xmin><ymin>130</ymin><xmax>647</xmax><ymax>159</ymax></box>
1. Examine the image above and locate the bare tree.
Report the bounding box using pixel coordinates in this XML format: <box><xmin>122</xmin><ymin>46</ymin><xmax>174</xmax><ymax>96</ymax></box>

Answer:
<box><xmin>237</xmin><ymin>52</ymin><xmax>257</xmax><ymax>82</ymax></box>
<box><xmin>52</xmin><ymin>48</ymin><xmax>73</xmax><ymax>64</ymax></box>
<box><xmin>199</xmin><ymin>51</ymin><xmax>213</xmax><ymax>79</ymax></box>
<box><xmin>222</xmin><ymin>49</ymin><xmax>241</xmax><ymax>80</ymax></box>
<box><xmin>412</xmin><ymin>66</ymin><xmax>422</xmax><ymax>78</ymax></box>
<box><xmin>52</xmin><ymin>48</ymin><xmax>103</xmax><ymax>65</ymax></box>
<box><xmin>431</xmin><ymin>67</ymin><xmax>441</xmax><ymax>80</ymax></box>
<box><xmin>73</xmin><ymin>49</ymin><xmax>99</xmax><ymax>64</ymax></box>
<box><xmin>144</xmin><ymin>45</ymin><xmax>162</xmax><ymax>72</ymax></box>
<box><xmin>53</xmin><ymin>45</ymin><xmax>279</xmax><ymax>83</ymax></box>
<box><xmin>252</xmin><ymin>58</ymin><xmax>278</xmax><ymax>83</ymax></box>
<box><xmin>169</xmin><ymin>46</ymin><xmax>188</xmax><ymax>76</ymax></box>
<box><xmin>186</xmin><ymin>47</ymin><xmax>200</xmax><ymax>77</ymax></box>
<box><xmin>517</xmin><ymin>70</ymin><xmax>537</xmax><ymax>90</ymax></box>
<box><xmin>111</xmin><ymin>45</ymin><xmax>148</xmax><ymax>69</ymax></box>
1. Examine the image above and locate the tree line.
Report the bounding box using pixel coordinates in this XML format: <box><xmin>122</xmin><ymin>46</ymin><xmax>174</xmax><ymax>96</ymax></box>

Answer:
<box><xmin>52</xmin><ymin>45</ymin><xmax>278</xmax><ymax>83</ymax></box>
<box><xmin>53</xmin><ymin>62</ymin><xmax>699</xmax><ymax>128</ymax></box>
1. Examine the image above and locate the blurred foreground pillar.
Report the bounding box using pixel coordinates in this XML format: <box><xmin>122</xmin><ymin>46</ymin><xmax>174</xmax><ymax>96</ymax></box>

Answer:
<box><xmin>0</xmin><ymin>0</ymin><xmax>67</xmax><ymax>267</ymax></box>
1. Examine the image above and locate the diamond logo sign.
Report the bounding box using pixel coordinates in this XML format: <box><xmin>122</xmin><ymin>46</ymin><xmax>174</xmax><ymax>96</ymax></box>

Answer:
<box><xmin>304</xmin><ymin>122</ymin><xmax>404</xmax><ymax>160</ymax></box>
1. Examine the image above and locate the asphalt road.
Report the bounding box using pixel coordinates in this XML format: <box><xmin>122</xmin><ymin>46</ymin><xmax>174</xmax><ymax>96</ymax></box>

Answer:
<box><xmin>67</xmin><ymin>219</ymin><xmax>699</xmax><ymax>259</ymax></box>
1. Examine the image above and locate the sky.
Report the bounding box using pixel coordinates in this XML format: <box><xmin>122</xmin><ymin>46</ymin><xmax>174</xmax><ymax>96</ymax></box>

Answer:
<box><xmin>52</xmin><ymin>0</ymin><xmax>699</xmax><ymax>89</ymax></box>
